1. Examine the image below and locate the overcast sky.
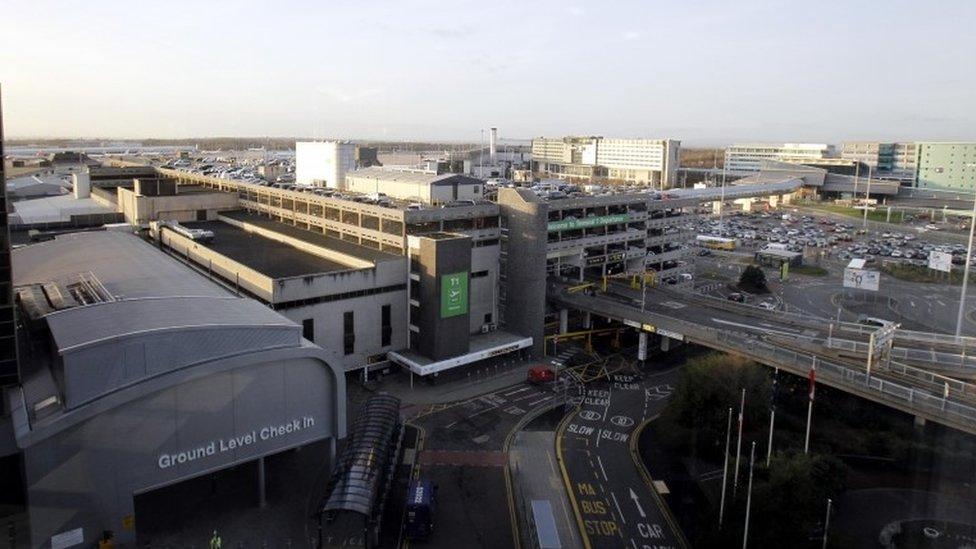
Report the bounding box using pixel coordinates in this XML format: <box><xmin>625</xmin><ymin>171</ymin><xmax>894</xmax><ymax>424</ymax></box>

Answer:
<box><xmin>2</xmin><ymin>0</ymin><xmax>974</xmax><ymax>145</ymax></box>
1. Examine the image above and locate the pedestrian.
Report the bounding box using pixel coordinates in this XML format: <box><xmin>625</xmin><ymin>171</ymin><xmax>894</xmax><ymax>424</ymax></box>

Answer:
<box><xmin>210</xmin><ymin>530</ymin><xmax>222</xmax><ymax>549</ymax></box>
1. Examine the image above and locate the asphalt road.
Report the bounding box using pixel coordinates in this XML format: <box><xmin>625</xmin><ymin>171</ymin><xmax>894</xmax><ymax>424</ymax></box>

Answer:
<box><xmin>406</xmin><ymin>381</ymin><xmax>563</xmax><ymax>548</ymax></box>
<box><xmin>557</xmin><ymin>365</ymin><xmax>685</xmax><ymax>549</ymax></box>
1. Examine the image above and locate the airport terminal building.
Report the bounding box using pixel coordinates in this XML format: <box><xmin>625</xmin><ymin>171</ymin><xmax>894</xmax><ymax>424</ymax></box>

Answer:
<box><xmin>6</xmin><ymin>231</ymin><xmax>346</xmax><ymax>546</ymax></box>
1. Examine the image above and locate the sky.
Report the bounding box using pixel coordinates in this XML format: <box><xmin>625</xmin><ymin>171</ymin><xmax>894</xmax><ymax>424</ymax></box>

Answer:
<box><xmin>1</xmin><ymin>0</ymin><xmax>974</xmax><ymax>145</ymax></box>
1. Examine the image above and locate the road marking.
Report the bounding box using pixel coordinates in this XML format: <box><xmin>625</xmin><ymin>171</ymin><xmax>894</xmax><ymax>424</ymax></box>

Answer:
<box><xmin>527</xmin><ymin>396</ymin><xmax>553</xmax><ymax>407</ymax></box>
<box><xmin>610</xmin><ymin>490</ymin><xmax>627</xmax><ymax>525</ymax></box>
<box><xmin>504</xmin><ymin>387</ymin><xmax>530</xmax><ymax>397</ymax></box>
<box><xmin>611</xmin><ymin>415</ymin><xmax>635</xmax><ymax>428</ymax></box>
<box><xmin>597</xmin><ymin>455</ymin><xmax>608</xmax><ymax>481</ymax></box>
<box><xmin>711</xmin><ymin>317</ymin><xmax>803</xmax><ymax>338</ymax></box>
<box><xmin>629</xmin><ymin>488</ymin><xmax>646</xmax><ymax>518</ymax></box>
<box><xmin>580</xmin><ymin>410</ymin><xmax>602</xmax><ymax>422</ymax></box>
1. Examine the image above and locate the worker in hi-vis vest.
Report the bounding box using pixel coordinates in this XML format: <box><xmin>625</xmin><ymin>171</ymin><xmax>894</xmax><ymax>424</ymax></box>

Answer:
<box><xmin>210</xmin><ymin>530</ymin><xmax>222</xmax><ymax>549</ymax></box>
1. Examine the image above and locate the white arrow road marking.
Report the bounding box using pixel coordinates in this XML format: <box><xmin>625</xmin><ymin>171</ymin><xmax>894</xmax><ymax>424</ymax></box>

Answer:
<box><xmin>629</xmin><ymin>488</ymin><xmax>646</xmax><ymax>518</ymax></box>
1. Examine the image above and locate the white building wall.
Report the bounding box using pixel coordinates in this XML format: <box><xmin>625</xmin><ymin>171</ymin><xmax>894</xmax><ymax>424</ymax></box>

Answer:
<box><xmin>725</xmin><ymin>143</ymin><xmax>833</xmax><ymax>172</ymax></box>
<box><xmin>296</xmin><ymin>141</ymin><xmax>356</xmax><ymax>188</ymax></box>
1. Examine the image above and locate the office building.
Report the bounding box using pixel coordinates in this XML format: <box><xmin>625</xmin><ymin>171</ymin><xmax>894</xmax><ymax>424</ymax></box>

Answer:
<box><xmin>914</xmin><ymin>142</ymin><xmax>976</xmax><ymax>191</ymax></box>
<box><xmin>841</xmin><ymin>141</ymin><xmax>894</xmax><ymax>170</ymax></box>
<box><xmin>7</xmin><ymin>231</ymin><xmax>346</xmax><ymax>546</ymax></box>
<box><xmin>841</xmin><ymin>141</ymin><xmax>918</xmax><ymax>184</ymax></box>
<box><xmin>531</xmin><ymin>136</ymin><xmax>680</xmax><ymax>187</ymax></box>
<box><xmin>295</xmin><ymin>141</ymin><xmax>356</xmax><ymax>188</ymax></box>
<box><xmin>724</xmin><ymin>143</ymin><xmax>835</xmax><ymax>173</ymax></box>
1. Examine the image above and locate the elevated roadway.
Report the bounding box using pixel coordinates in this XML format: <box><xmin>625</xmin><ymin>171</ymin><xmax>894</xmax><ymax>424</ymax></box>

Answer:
<box><xmin>549</xmin><ymin>282</ymin><xmax>976</xmax><ymax>435</ymax></box>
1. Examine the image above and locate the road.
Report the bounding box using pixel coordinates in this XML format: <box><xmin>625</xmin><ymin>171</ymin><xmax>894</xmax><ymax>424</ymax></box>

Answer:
<box><xmin>557</xmin><ymin>364</ymin><xmax>686</xmax><ymax>549</ymax></box>
<box><xmin>406</xmin><ymin>381</ymin><xmax>563</xmax><ymax>548</ymax></box>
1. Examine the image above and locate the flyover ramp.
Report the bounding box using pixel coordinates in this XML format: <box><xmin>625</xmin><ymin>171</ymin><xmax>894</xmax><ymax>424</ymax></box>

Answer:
<box><xmin>549</xmin><ymin>284</ymin><xmax>976</xmax><ymax>435</ymax></box>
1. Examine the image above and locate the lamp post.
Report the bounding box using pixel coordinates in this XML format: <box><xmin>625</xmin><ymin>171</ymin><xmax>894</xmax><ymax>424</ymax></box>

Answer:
<box><xmin>862</xmin><ymin>164</ymin><xmax>873</xmax><ymax>229</ymax></box>
<box><xmin>720</xmin><ymin>163</ymin><xmax>727</xmax><ymax>231</ymax></box>
<box><xmin>955</xmin><ymin>162</ymin><xmax>976</xmax><ymax>338</ymax></box>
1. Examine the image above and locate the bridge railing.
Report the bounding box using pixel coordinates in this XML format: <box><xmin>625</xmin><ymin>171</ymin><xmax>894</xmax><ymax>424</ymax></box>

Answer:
<box><xmin>706</xmin><ymin>325</ymin><xmax>976</xmax><ymax>428</ymax></box>
<box><xmin>555</xmin><ymin>291</ymin><xmax>976</xmax><ymax>430</ymax></box>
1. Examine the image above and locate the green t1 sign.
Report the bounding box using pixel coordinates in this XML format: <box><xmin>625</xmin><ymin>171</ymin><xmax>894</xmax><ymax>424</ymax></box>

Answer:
<box><xmin>440</xmin><ymin>271</ymin><xmax>469</xmax><ymax>318</ymax></box>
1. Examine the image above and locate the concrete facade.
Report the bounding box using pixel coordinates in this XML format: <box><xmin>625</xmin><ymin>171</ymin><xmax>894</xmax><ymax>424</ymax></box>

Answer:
<box><xmin>8</xmin><ymin>232</ymin><xmax>346</xmax><ymax>546</ymax></box>
<box><xmin>118</xmin><ymin>185</ymin><xmax>239</xmax><ymax>225</ymax></box>
<box><xmin>295</xmin><ymin>141</ymin><xmax>356</xmax><ymax>188</ymax></box>
<box><xmin>531</xmin><ymin>136</ymin><xmax>679</xmax><ymax>188</ymax></box>
<box><xmin>725</xmin><ymin>143</ymin><xmax>835</xmax><ymax>172</ymax></box>
<box><xmin>344</xmin><ymin>168</ymin><xmax>484</xmax><ymax>205</ymax></box>
<box><xmin>915</xmin><ymin>142</ymin><xmax>976</xmax><ymax>191</ymax></box>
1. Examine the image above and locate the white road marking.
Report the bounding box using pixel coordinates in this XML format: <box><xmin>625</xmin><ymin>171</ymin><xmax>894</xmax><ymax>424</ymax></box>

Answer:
<box><xmin>611</xmin><ymin>490</ymin><xmax>627</xmax><ymax>525</ymax></box>
<box><xmin>527</xmin><ymin>396</ymin><xmax>553</xmax><ymax>407</ymax></box>
<box><xmin>597</xmin><ymin>455</ymin><xmax>608</xmax><ymax>481</ymax></box>
<box><xmin>711</xmin><ymin>317</ymin><xmax>803</xmax><ymax>338</ymax></box>
<box><xmin>629</xmin><ymin>488</ymin><xmax>646</xmax><ymax>518</ymax></box>
<box><xmin>503</xmin><ymin>387</ymin><xmax>530</xmax><ymax>397</ymax></box>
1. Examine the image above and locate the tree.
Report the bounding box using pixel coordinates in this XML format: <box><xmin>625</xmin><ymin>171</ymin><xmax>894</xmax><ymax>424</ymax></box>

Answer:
<box><xmin>659</xmin><ymin>353</ymin><xmax>771</xmax><ymax>461</ymax></box>
<box><xmin>739</xmin><ymin>265</ymin><xmax>768</xmax><ymax>293</ymax></box>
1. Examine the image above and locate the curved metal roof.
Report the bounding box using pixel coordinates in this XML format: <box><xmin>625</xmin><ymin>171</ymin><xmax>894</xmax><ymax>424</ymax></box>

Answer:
<box><xmin>322</xmin><ymin>393</ymin><xmax>402</xmax><ymax>517</ymax></box>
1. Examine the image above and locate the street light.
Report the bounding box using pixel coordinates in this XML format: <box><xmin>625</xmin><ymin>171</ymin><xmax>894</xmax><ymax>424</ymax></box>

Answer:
<box><xmin>720</xmin><ymin>163</ymin><xmax>727</xmax><ymax>231</ymax></box>
<box><xmin>955</xmin><ymin>163</ymin><xmax>976</xmax><ymax>338</ymax></box>
<box><xmin>862</xmin><ymin>164</ymin><xmax>873</xmax><ymax>229</ymax></box>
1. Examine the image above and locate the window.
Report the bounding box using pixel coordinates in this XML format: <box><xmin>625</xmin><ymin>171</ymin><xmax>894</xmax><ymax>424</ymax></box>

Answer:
<box><xmin>343</xmin><ymin>311</ymin><xmax>355</xmax><ymax>355</ymax></box>
<box><xmin>484</xmin><ymin>313</ymin><xmax>493</xmax><ymax>324</ymax></box>
<box><xmin>472</xmin><ymin>270</ymin><xmax>489</xmax><ymax>279</ymax></box>
<box><xmin>381</xmin><ymin>304</ymin><xmax>392</xmax><ymax>347</ymax></box>
<box><xmin>302</xmin><ymin>318</ymin><xmax>314</xmax><ymax>342</ymax></box>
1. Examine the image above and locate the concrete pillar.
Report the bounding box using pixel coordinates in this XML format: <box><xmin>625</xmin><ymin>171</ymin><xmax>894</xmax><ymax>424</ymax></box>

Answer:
<box><xmin>328</xmin><ymin>437</ymin><xmax>337</xmax><ymax>469</ymax></box>
<box><xmin>72</xmin><ymin>170</ymin><xmax>91</xmax><ymax>199</ymax></box>
<box><xmin>638</xmin><ymin>332</ymin><xmax>648</xmax><ymax>361</ymax></box>
<box><xmin>712</xmin><ymin>200</ymin><xmax>722</xmax><ymax>214</ymax></box>
<box><xmin>661</xmin><ymin>336</ymin><xmax>671</xmax><ymax>352</ymax></box>
<box><xmin>583</xmin><ymin>311</ymin><xmax>592</xmax><ymax>329</ymax></box>
<box><xmin>914</xmin><ymin>415</ymin><xmax>927</xmax><ymax>430</ymax></box>
<box><xmin>257</xmin><ymin>456</ymin><xmax>267</xmax><ymax>508</ymax></box>
<box><xmin>769</xmin><ymin>195</ymin><xmax>779</xmax><ymax>209</ymax></box>
<box><xmin>739</xmin><ymin>199</ymin><xmax>752</xmax><ymax>212</ymax></box>
<box><xmin>559</xmin><ymin>309</ymin><xmax>569</xmax><ymax>335</ymax></box>
<box><xmin>782</xmin><ymin>193</ymin><xmax>792</xmax><ymax>205</ymax></box>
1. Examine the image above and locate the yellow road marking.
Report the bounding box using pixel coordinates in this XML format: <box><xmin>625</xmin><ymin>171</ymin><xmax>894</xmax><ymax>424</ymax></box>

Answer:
<box><xmin>556</xmin><ymin>410</ymin><xmax>593</xmax><ymax>549</ymax></box>
<box><xmin>629</xmin><ymin>415</ymin><xmax>689</xmax><ymax>549</ymax></box>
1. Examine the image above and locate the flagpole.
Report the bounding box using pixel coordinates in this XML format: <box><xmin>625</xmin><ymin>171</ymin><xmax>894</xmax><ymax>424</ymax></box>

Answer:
<box><xmin>766</xmin><ymin>368</ymin><xmax>778</xmax><ymax>467</ymax></box>
<box><xmin>719</xmin><ymin>406</ymin><xmax>732</xmax><ymax>529</ymax></box>
<box><xmin>805</xmin><ymin>358</ymin><xmax>817</xmax><ymax>454</ymax></box>
<box><xmin>742</xmin><ymin>441</ymin><xmax>756</xmax><ymax>549</ymax></box>
<box><xmin>733</xmin><ymin>388</ymin><xmax>745</xmax><ymax>496</ymax></box>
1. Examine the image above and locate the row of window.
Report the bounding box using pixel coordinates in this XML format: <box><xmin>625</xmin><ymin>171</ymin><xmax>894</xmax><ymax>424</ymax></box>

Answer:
<box><xmin>302</xmin><ymin>304</ymin><xmax>394</xmax><ymax>356</ymax></box>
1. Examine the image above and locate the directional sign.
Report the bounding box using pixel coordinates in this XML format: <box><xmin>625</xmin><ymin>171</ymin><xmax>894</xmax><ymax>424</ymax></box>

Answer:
<box><xmin>656</xmin><ymin>328</ymin><xmax>684</xmax><ymax>341</ymax></box>
<box><xmin>843</xmin><ymin>268</ymin><xmax>880</xmax><ymax>291</ymax></box>
<box><xmin>440</xmin><ymin>271</ymin><xmax>468</xmax><ymax>318</ymax></box>
<box><xmin>928</xmin><ymin>251</ymin><xmax>952</xmax><ymax>273</ymax></box>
